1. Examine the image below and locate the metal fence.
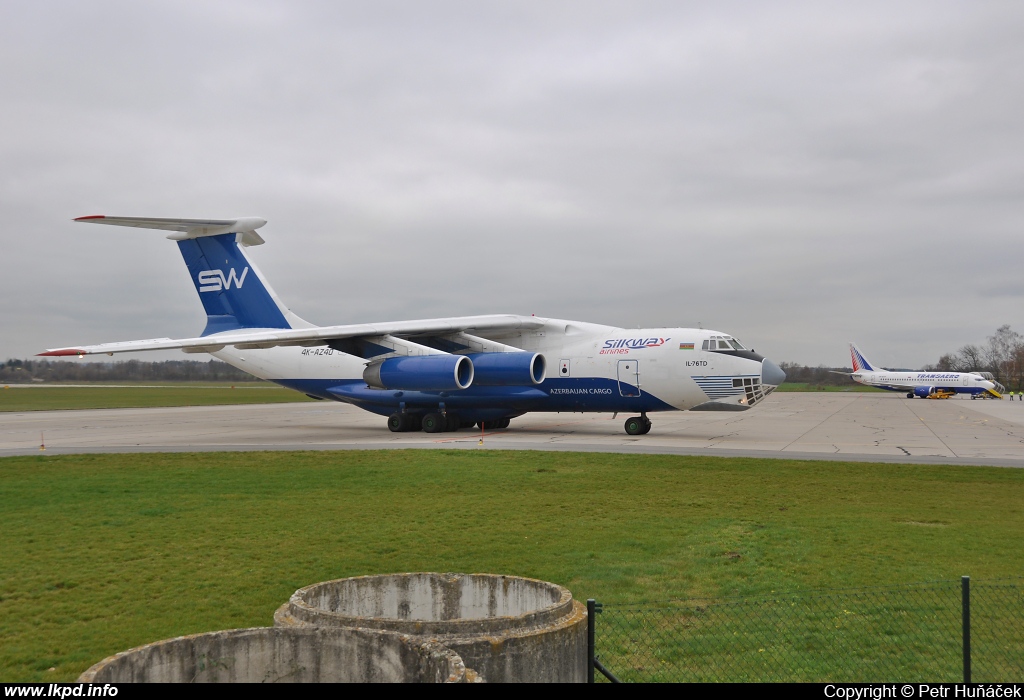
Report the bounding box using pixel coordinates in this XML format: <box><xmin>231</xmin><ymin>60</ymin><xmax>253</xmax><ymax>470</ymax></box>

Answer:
<box><xmin>588</xmin><ymin>577</ymin><xmax>1024</xmax><ymax>683</ymax></box>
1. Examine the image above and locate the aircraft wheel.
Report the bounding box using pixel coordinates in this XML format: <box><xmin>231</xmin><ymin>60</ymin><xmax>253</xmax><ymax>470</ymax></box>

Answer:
<box><xmin>460</xmin><ymin>419</ymin><xmax>476</xmax><ymax>429</ymax></box>
<box><xmin>906</xmin><ymin>392</ymin><xmax>914</xmax><ymax>399</ymax></box>
<box><xmin>387</xmin><ymin>413</ymin><xmax>406</xmax><ymax>432</ymax></box>
<box><xmin>496</xmin><ymin>418</ymin><xmax>511</xmax><ymax>429</ymax></box>
<box><xmin>422</xmin><ymin>412</ymin><xmax>445</xmax><ymax>433</ymax></box>
<box><xmin>625</xmin><ymin>416</ymin><xmax>646</xmax><ymax>435</ymax></box>
<box><xmin>641</xmin><ymin>418</ymin><xmax>652</xmax><ymax>435</ymax></box>
<box><xmin>445</xmin><ymin>413</ymin><xmax>461</xmax><ymax>431</ymax></box>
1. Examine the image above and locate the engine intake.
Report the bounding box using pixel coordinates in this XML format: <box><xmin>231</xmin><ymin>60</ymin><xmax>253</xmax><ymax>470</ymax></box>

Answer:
<box><xmin>363</xmin><ymin>355</ymin><xmax>474</xmax><ymax>391</ymax></box>
<box><xmin>467</xmin><ymin>352</ymin><xmax>546</xmax><ymax>386</ymax></box>
<box><xmin>914</xmin><ymin>386</ymin><xmax>935</xmax><ymax>398</ymax></box>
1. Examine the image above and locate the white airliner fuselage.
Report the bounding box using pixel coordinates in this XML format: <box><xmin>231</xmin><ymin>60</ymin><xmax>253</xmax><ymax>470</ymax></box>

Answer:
<box><xmin>848</xmin><ymin>344</ymin><xmax>998</xmax><ymax>399</ymax></box>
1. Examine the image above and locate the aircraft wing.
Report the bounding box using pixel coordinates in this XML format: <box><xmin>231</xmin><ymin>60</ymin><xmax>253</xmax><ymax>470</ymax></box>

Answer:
<box><xmin>39</xmin><ymin>314</ymin><xmax>545</xmax><ymax>357</ymax></box>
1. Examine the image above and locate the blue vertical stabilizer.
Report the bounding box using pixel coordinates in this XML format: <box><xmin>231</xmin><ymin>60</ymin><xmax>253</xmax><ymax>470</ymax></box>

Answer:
<box><xmin>177</xmin><ymin>233</ymin><xmax>290</xmax><ymax>335</ymax></box>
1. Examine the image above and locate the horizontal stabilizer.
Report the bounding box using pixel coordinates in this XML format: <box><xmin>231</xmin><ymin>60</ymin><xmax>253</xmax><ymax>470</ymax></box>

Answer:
<box><xmin>74</xmin><ymin>216</ymin><xmax>267</xmax><ymax>246</ymax></box>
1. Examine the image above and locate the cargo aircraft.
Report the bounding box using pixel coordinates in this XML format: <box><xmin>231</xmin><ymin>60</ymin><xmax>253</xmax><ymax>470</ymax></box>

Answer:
<box><xmin>40</xmin><ymin>216</ymin><xmax>787</xmax><ymax>435</ymax></box>
<box><xmin>846</xmin><ymin>344</ymin><xmax>1000</xmax><ymax>399</ymax></box>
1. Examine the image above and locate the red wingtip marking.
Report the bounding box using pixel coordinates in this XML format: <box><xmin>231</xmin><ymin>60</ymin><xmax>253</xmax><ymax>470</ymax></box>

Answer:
<box><xmin>37</xmin><ymin>349</ymin><xmax>86</xmax><ymax>357</ymax></box>
<box><xmin>73</xmin><ymin>215</ymin><xmax>105</xmax><ymax>221</ymax></box>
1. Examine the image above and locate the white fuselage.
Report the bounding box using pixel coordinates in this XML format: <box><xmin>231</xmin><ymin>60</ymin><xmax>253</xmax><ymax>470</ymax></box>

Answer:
<box><xmin>211</xmin><ymin>319</ymin><xmax>779</xmax><ymax>413</ymax></box>
<box><xmin>852</xmin><ymin>370</ymin><xmax>995</xmax><ymax>396</ymax></box>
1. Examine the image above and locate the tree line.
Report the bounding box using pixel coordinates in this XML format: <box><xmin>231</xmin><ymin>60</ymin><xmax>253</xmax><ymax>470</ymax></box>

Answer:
<box><xmin>1</xmin><ymin>358</ymin><xmax>260</xmax><ymax>383</ymax></box>
<box><xmin>923</xmin><ymin>325</ymin><xmax>1024</xmax><ymax>390</ymax></box>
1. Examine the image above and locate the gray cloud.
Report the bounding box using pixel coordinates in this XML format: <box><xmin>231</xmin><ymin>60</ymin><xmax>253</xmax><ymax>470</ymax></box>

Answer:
<box><xmin>2</xmin><ymin>1</ymin><xmax>1022</xmax><ymax>368</ymax></box>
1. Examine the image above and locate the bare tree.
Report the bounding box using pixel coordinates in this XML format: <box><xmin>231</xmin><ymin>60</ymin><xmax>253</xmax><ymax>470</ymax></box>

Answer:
<box><xmin>952</xmin><ymin>344</ymin><xmax>986</xmax><ymax>373</ymax></box>
<box><xmin>985</xmin><ymin>325</ymin><xmax>1021</xmax><ymax>381</ymax></box>
<box><xmin>929</xmin><ymin>326</ymin><xmax>1024</xmax><ymax>390</ymax></box>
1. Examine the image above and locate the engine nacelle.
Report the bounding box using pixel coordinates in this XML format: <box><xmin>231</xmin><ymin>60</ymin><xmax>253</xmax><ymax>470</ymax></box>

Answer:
<box><xmin>467</xmin><ymin>352</ymin><xmax>546</xmax><ymax>386</ymax></box>
<box><xmin>363</xmin><ymin>355</ymin><xmax>474</xmax><ymax>391</ymax></box>
<box><xmin>914</xmin><ymin>385</ymin><xmax>935</xmax><ymax>398</ymax></box>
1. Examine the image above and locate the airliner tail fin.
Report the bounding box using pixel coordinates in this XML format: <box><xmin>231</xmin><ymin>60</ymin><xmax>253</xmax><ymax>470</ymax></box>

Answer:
<box><xmin>849</xmin><ymin>343</ymin><xmax>879</xmax><ymax>372</ymax></box>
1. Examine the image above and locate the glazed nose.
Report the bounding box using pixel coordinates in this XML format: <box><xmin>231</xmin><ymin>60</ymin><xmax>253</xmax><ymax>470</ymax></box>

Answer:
<box><xmin>762</xmin><ymin>359</ymin><xmax>786</xmax><ymax>386</ymax></box>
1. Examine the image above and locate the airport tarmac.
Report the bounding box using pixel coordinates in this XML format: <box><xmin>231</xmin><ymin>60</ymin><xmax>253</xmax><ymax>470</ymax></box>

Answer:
<box><xmin>3</xmin><ymin>392</ymin><xmax>1024</xmax><ymax>466</ymax></box>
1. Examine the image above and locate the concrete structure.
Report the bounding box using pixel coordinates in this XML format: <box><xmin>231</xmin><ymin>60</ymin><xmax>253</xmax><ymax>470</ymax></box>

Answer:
<box><xmin>78</xmin><ymin>626</ymin><xmax>475</xmax><ymax>683</ymax></box>
<box><xmin>76</xmin><ymin>573</ymin><xmax>586</xmax><ymax>683</ymax></box>
<box><xmin>4</xmin><ymin>392</ymin><xmax>1024</xmax><ymax>467</ymax></box>
<box><xmin>275</xmin><ymin>573</ymin><xmax>587</xmax><ymax>683</ymax></box>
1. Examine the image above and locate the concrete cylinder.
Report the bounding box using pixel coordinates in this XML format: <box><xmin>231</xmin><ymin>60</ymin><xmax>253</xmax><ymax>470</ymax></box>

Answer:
<box><xmin>275</xmin><ymin>573</ymin><xmax>587</xmax><ymax>683</ymax></box>
<box><xmin>78</xmin><ymin>627</ymin><xmax>475</xmax><ymax>683</ymax></box>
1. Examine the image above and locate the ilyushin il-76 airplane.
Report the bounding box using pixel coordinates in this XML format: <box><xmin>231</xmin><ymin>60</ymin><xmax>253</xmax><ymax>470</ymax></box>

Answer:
<box><xmin>847</xmin><ymin>344</ymin><xmax>1000</xmax><ymax>399</ymax></box>
<box><xmin>40</xmin><ymin>216</ymin><xmax>787</xmax><ymax>435</ymax></box>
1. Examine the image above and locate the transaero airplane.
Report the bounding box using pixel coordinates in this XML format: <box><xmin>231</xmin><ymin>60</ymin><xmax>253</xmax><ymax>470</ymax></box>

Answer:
<box><xmin>847</xmin><ymin>344</ymin><xmax>999</xmax><ymax>399</ymax></box>
<box><xmin>41</xmin><ymin>216</ymin><xmax>787</xmax><ymax>435</ymax></box>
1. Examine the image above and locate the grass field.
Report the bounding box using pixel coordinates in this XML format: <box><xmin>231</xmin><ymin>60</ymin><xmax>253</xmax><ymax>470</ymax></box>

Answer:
<box><xmin>0</xmin><ymin>385</ymin><xmax>315</xmax><ymax>412</ymax></box>
<box><xmin>1</xmin><ymin>450</ymin><xmax>1022</xmax><ymax>681</ymax></box>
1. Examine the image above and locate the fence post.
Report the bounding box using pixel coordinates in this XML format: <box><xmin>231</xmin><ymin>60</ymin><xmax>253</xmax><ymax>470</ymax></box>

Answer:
<box><xmin>962</xmin><ymin>575</ymin><xmax>971</xmax><ymax>684</ymax></box>
<box><xmin>587</xmin><ymin>598</ymin><xmax>596</xmax><ymax>684</ymax></box>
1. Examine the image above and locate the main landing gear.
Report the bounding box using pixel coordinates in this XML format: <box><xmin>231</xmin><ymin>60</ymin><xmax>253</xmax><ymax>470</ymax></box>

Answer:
<box><xmin>387</xmin><ymin>413</ymin><xmax>422</xmax><ymax>432</ymax></box>
<box><xmin>906</xmin><ymin>392</ymin><xmax>914</xmax><ymax>399</ymax></box>
<box><xmin>624</xmin><ymin>413</ymin><xmax>652</xmax><ymax>436</ymax></box>
<box><xmin>387</xmin><ymin>412</ymin><xmax>512</xmax><ymax>433</ymax></box>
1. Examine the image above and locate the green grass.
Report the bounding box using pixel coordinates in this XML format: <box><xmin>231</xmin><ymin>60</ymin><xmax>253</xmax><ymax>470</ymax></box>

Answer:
<box><xmin>0</xmin><ymin>385</ymin><xmax>315</xmax><ymax>411</ymax></box>
<box><xmin>1</xmin><ymin>450</ymin><xmax>1022</xmax><ymax>681</ymax></box>
<box><xmin>775</xmin><ymin>382</ymin><xmax>882</xmax><ymax>392</ymax></box>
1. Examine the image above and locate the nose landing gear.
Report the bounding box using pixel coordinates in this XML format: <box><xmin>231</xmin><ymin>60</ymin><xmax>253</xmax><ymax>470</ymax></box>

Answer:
<box><xmin>624</xmin><ymin>413</ymin><xmax>652</xmax><ymax>435</ymax></box>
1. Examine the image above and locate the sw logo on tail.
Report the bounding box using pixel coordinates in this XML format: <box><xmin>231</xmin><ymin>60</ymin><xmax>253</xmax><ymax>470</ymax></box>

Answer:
<box><xmin>198</xmin><ymin>267</ymin><xmax>249</xmax><ymax>293</ymax></box>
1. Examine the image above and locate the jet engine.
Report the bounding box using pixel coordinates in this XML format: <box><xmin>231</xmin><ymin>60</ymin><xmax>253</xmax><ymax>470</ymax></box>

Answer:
<box><xmin>913</xmin><ymin>386</ymin><xmax>935</xmax><ymax>398</ymax></box>
<box><xmin>467</xmin><ymin>352</ymin><xmax>546</xmax><ymax>386</ymax></box>
<box><xmin>363</xmin><ymin>355</ymin><xmax>474</xmax><ymax>391</ymax></box>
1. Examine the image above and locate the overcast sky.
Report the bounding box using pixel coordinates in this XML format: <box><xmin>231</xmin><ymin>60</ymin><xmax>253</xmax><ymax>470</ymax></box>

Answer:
<box><xmin>2</xmin><ymin>1</ymin><xmax>1023</xmax><ymax>368</ymax></box>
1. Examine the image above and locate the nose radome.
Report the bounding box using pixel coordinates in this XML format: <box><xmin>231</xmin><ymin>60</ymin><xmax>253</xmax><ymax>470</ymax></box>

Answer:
<box><xmin>762</xmin><ymin>359</ymin><xmax>786</xmax><ymax>386</ymax></box>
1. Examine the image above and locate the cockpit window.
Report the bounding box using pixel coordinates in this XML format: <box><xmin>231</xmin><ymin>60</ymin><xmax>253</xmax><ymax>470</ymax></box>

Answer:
<box><xmin>703</xmin><ymin>336</ymin><xmax>747</xmax><ymax>351</ymax></box>
<box><xmin>703</xmin><ymin>335</ymin><xmax>749</xmax><ymax>352</ymax></box>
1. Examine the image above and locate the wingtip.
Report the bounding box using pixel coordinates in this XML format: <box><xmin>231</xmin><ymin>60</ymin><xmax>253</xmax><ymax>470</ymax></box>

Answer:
<box><xmin>73</xmin><ymin>215</ymin><xmax>105</xmax><ymax>221</ymax></box>
<box><xmin>37</xmin><ymin>349</ymin><xmax>86</xmax><ymax>357</ymax></box>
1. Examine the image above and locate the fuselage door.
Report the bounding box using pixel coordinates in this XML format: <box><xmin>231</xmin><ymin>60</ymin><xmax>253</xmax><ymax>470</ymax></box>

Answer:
<box><xmin>617</xmin><ymin>360</ymin><xmax>641</xmax><ymax>397</ymax></box>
